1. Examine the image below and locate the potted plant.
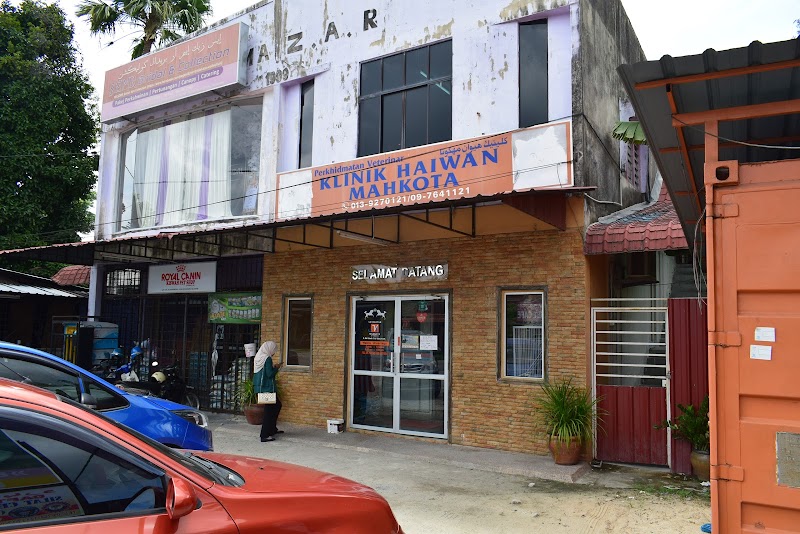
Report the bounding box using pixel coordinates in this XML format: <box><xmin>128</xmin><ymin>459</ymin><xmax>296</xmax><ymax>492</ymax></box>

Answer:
<box><xmin>537</xmin><ymin>379</ymin><xmax>603</xmax><ymax>465</ymax></box>
<box><xmin>658</xmin><ymin>396</ymin><xmax>710</xmax><ymax>481</ymax></box>
<box><xmin>236</xmin><ymin>378</ymin><xmax>264</xmax><ymax>425</ymax></box>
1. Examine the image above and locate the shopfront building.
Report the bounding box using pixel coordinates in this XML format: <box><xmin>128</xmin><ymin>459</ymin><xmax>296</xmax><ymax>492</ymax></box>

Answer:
<box><xmin>1</xmin><ymin>0</ymin><xmax>649</xmax><ymax>455</ymax></box>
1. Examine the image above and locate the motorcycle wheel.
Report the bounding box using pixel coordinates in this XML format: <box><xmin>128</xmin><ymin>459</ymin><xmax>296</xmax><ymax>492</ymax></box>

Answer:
<box><xmin>183</xmin><ymin>392</ymin><xmax>200</xmax><ymax>410</ymax></box>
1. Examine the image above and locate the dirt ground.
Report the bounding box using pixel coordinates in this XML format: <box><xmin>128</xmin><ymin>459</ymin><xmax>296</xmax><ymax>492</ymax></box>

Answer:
<box><xmin>212</xmin><ymin>427</ymin><xmax>711</xmax><ymax>533</ymax></box>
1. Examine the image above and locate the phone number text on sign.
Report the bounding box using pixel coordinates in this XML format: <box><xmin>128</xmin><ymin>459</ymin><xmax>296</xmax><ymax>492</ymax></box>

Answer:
<box><xmin>341</xmin><ymin>187</ymin><xmax>472</xmax><ymax>211</ymax></box>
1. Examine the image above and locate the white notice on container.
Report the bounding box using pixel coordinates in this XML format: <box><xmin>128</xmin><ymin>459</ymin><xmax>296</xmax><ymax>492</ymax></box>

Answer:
<box><xmin>750</xmin><ymin>345</ymin><xmax>772</xmax><ymax>361</ymax></box>
<box><xmin>420</xmin><ymin>335</ymin><xmax>438</xmax><ymax>351</ymax></box>
<box><xmin>754</xmin><ymin>327</ymin><xmax>776</xmax><ymax>342</ymax></box>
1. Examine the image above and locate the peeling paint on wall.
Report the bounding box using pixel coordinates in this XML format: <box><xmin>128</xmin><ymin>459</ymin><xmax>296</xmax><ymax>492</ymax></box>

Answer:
<box><xmin>370</xmin><ymin>28</ymin><xmax>387</xmax><ymax>47</ymax></box>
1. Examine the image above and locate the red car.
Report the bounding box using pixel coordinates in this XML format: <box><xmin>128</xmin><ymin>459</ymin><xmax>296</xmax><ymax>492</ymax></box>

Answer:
<box><xmin>0</xmin><ymin>378</ymin><xmax>403</xmax><ymax>533</ymax></box>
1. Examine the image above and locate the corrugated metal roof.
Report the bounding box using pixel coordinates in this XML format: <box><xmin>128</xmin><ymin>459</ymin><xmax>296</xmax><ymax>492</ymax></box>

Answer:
<box><xmin>0</xmin><ymin>268</ymin><xmax>88</xmax><ymax>298</ymax></box>
<box><xmin>0</xmin><ymin>283</ymin><xmax>85</xmax><ymax>298</ymax></box>
<box><xmin>0</xmin><ymin>187</ymin><xmax>593</xmax><ymax>264</ymax></box>
<box><xmin>585</xmin><ymin>186</ymin><xmax>688</xmax><ymax>254</ymax></box>
<box><xmin>618</xmin><ymin>38</ymin><xmax>800</xmax><ymax>249</ymax></box>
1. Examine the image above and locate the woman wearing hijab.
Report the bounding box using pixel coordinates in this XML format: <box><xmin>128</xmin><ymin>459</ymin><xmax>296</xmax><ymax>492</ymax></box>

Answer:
<box><xmin>253</xmin><ymin>340</ymin><xmax>283</xmax><ymax>442</ymax></box>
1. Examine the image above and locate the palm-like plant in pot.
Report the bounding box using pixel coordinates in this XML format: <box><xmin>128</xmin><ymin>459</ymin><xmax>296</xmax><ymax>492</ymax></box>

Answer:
<box><xmin>658</xmin><ymin>396</ymin><xmax>710</xmax><ymax>481</ymax></box>
<box><xmin>235</xmin><ymin>378</ymin><xmax>264</xmax><ymax>425</ymax></box>
<box><xmin>537</xmin><ymin>379</ymin><xmax>603</xmax><ymax>465</ymax></box>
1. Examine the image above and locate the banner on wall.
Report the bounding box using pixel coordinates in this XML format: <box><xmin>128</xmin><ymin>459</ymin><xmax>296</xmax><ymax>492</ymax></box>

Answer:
<box><xmin>148</xmin><ymin>262</ymin><xmax>217</xmax><ymax>294</ymax></box>
<box><xmin>101</xmin><ymin>23</ymin><xmax>249</xmax><ymax>122</ymax></box>
<box><xmin>208</xmin><ymin>293</ymin><xmax>262</xmax><ymax>324</ymax></box>
<box><xmin>276</xmin><ymin>120</ymin><xmax>573</xmax><ymax>221</ymax></box>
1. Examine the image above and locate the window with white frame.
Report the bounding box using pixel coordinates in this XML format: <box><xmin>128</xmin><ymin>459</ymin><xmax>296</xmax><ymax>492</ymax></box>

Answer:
<box><xmin>501</xmin><ymin>290</ymin><xmax>545</xmax><ymax>379</ymax></box>
<box><xmin>117</xmin><ymin>98</ymin><xmax>263</xmax><ymax>232</ymax></box>
<box><xmin>284</xmin><ymin>297</ymin><xmax>312</xmax><ymax>367</ymax></box>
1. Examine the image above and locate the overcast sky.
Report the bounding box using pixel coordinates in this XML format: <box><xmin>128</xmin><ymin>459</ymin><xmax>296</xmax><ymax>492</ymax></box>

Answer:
<box><xmin>29</xmin><ymin>0</ymin><xmax>800</xmax><ymax>104</ymax></box>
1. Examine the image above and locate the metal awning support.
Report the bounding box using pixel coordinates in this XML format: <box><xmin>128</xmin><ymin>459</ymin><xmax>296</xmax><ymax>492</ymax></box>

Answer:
<box><xmin>0</xmin><ymin>188</ymin><xmax>592</xmax><ymax>265</ymax></box>
<box><xmin>399</xmin><ymin>204</ymin><xmax>476</xmax><ymax>238</ymax></box>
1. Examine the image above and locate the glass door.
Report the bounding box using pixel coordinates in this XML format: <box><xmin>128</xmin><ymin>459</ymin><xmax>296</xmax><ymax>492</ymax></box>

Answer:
<box><xmin>350</xmin><ymin>295</ymin><xmax>448</xmax><ymax>438</ymax></box>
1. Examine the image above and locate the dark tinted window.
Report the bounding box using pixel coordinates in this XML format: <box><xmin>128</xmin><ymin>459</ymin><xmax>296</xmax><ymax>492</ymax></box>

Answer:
<box><xmin>405</xmin><ymin>47</ymin><xmax>428</xmax><ymax>85</ymax></box>
<box><xmin>358</xmin><ymin>96</ymin><xmax>381</xmax><ymax>156</ymax></box>
<box><xmin>81</xmin><ymin>373</ymin><xmax>129</xmax><ymax>411</ymax></box>
<box><xmin>0</xmin><ymin>352</ymin><xmax>127</xmax><ymax>410</ymax></box>
<box><xmin>519</xmin><ymin>20</ymin><xmax>548</xmax><ymax>128</ymax></box>
<box><xmin>381</xmin><ymin>93</ymin><xmax>403</xmax><ymax>153</ymax></box>
<box><xmin>382</xmin><ymin>54</ymin><xmax>405</xmax><ymax>90</ymax></box>
<box><xmin>405</xmin><ymin>86</ymin><xmax>428</xmax><ymax>148</ymax></box>
<box><xmin>299</xmin><ymin>79</ymin><xmax>315</xmax><ymax>168</ymax></box>
<box><xmin>285</xmin><ymin>298</ymin><xmax>312</xmax><ymax>367</ymax></box>
<box><xmin>357</xmin><ymin>41</ymin><xmax>452</xmax><ymax>157</ymax></box>
<box><xmin>360</xmin><ymin>60</ymin><xmax>382</xmax><ymax>96</ymax></box>
<box><xmin>0</xmin><ymin>408</ymin><xmax>166</xmax><ymax>527</ymax></box>
<box><xmin>429</xmin><ymin>40</ymin><xmax>452</xmax><ymax>79</ymax></box>
<box><xmin>429</xmin><ymin>81</ymin><xmax>452</xmax><ymax>144</ymax></box>
<box><xmin>0</xmin><ymin>356</ymin><xmax>81</xmax><ymax>400</ymax></box>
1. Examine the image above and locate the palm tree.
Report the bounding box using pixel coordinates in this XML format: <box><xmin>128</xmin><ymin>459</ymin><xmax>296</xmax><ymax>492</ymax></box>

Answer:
<box><xmin>76</xmin><ymin>0</ymin><xmax>212</xmax><ymax>59</ymax></box>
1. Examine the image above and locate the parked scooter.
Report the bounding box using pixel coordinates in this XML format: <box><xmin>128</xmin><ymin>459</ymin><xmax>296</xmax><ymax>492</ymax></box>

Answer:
<box><xmin>150</xmin><ymin>362</ymin><xmax>200</xmax><ymax>409</ymax></box>
<box><xmin>115</xmin><ymin>347</ymin><xmax>200</xmax><ymax>409</ymax></box>
<box><xmin>114</xmin><ymin>344</ymin><xmax>160</xmax><ymax>396</ymax></box>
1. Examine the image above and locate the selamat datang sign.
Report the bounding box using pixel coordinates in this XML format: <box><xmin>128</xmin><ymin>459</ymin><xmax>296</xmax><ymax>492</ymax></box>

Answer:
<box><xmin>101</xmin><ymin>23</ymin><xmax>248</xmax><ymax>123</ymax></box>
<box><xmin>148</xmin><ymin>262</ymin><xmax>217</xmax><ymax>294</ymax></box>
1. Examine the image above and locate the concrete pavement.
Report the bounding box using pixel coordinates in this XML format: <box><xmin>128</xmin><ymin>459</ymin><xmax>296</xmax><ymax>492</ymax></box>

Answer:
<box><xmin>206</xmin><ymin>412</ymin><xmax>674</xmax><ymax>488</ymax></box>
<box><xmin>206</xmin><ymin>413</ymin><xmax>711</xmax><ymax>533</ymax></box>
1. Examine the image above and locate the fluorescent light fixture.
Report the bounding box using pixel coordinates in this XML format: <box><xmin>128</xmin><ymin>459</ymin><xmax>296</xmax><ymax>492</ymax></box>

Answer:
<box><xmin>335</xmin><ymin>230</ymin><xmax>393</xmax><ymax>246</ymax></box>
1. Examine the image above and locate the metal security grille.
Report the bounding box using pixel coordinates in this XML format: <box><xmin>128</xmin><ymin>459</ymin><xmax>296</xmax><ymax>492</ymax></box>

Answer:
<box><xmin>511</xmin><ymin>325</ymin><xmax>543</xmax><ymax>378</ymax></box>
<box><xmin>592</xmin><ymin>299</ymin><xmax>669</xmax><ymax>387</ymax></box>
<box><xmin>104</xmin><ymin>268</ymin><xmax>142</xmax><ymax>296</ymax></box>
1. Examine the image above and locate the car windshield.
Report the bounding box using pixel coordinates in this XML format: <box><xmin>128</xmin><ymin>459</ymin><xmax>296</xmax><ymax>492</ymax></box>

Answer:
<box><xmin>59</xmin><ymin>395</ymin><xmax>244</xmax><ymax>487</ymax></box>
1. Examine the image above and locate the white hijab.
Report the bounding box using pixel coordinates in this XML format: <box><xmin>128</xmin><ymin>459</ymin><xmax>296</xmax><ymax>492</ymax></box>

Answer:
<box><xmin>253</xmin><ymin>341</ymin><xmax>278</xmax><ymax>373</ymax></box>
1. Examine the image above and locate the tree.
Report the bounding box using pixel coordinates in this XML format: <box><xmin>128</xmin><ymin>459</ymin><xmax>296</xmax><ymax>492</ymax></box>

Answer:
<box><xmin>76</xmin><ymin>0</ymin><xmax>212</xmax><ymax>59</ymax></box>
<box><xmin>0</xmin><ymin>1</ymin><xmax>97</xmax><ymax>276</ymax></box>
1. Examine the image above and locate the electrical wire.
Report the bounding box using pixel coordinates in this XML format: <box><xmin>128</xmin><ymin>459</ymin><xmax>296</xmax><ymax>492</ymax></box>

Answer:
<box><xmin>3</xmin><ymin>111</ymin><xmax>629</xmax><ymax>244</ymax></box>
<box><xmin>692</xmin><ymin>205</ymin><xmax>707</xmax><ymax>308</ymax></box>
<box><xmin>673</xmin><ymin>116</ymin><xmax>800</xmax><ymax>150</ymax></box>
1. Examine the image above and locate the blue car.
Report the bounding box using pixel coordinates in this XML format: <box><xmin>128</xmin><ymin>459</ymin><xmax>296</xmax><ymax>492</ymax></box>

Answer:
<box><xmin>0</xmin><ymin>341</ymin><xmax>212</xmax><ymax>450</ymax></box>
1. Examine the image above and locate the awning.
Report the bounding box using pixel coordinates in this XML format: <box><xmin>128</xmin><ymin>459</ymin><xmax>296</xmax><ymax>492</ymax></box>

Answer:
<box><xmin>584</xmin><ymin>186</ymin><xmax>687</xmax><ymax>254</ymax></box>
<box><xmin>0</xmin><ymin>188</ymin><xmax>594</xmax><ymax>265</ymax></box>
<box><xmin>617</xmin><ymin>38</ymin><xmax>800</xmax><ymax>249</ymax></box>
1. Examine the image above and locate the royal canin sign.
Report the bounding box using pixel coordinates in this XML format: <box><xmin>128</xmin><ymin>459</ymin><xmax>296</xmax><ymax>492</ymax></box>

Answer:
<box><xmin>148</xmin><ymin>262</ymin><xmax>217</xmax><ymax>294</ymax></box>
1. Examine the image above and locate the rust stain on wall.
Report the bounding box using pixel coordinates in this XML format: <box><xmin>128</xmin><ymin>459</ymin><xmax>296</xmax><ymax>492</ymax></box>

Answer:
<box><xmin>431</xmin><ymin>19</ymin><xmax>454</xmax><ymax>39</ymax></box>
<box><xmin>500</xmin><ymin>0</ymin><xmax>564</xmax><ymax>21</ymax></box>
<box><xmin>370</xmin><ymin>28</ymin><xmax>387</xmax><ymax>47</ymax></box>
<box><xmin>498</xmin><ymin>58</ymin><xmax>509</xmax><ymax>79</ymax></box>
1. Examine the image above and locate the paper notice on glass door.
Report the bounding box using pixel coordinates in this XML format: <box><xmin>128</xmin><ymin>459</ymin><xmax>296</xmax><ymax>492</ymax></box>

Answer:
<box><xmin>420</xmin><ymin>335</ymin><xmax>438</xmax><ymax>351</ymax></box>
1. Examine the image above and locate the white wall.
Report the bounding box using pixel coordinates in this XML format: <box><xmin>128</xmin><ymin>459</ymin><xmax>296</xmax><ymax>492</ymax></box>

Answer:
<box><xmin>96</xmin><ymin>0</ymin><xmax>578</xmax><ymax>239</ymax></box>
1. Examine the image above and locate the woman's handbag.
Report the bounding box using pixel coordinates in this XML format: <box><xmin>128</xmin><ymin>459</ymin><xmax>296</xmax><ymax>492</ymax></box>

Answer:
<box><xmin>257</xmin><ymin>392</ymin><xmax>276</xmax><ymax>404</ymax></box>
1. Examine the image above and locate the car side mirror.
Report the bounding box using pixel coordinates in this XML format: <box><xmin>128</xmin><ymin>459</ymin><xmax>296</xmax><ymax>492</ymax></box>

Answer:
<box><xmin>166</xmin><ymin>477</ymin><xmax>197</xmax><ymax>520</ymax></box>
<box><xmin>80</xmin><ymin>393</ymin><xmax>98</xmax><ymax>409</ymax></box>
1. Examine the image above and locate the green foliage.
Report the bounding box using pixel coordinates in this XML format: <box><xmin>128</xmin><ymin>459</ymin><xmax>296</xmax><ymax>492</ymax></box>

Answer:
<box><xmin>657</xmin><ymin>396</ymin><xmax>710</xmax><ymax>452</ymax></box>
<box><xmin>0</xmin><ymin>1</ymin><xmax>97</xmax><ymax>258</ymax></box>
<box><xmin>234</xmin><ymin>378</ymin><xmax>257</xmax><ymax>408</ymax></box>
<box><xmin>76</xmin><ymin>0</ymin><xmax>212</xmax><ymax>59</ymax></box>
<box><xmin>537</xmin><ymin>379</ymin><xmax>604</xmax><ymax>445</ymax></box>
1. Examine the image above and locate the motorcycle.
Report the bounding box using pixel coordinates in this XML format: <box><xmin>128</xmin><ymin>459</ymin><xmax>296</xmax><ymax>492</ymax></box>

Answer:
<box><xmin>117</xmin><ymin>355</ymin><xmax>200</xmax><ymax>410</ymax></box>
<box><xmin>150</xmin><ymin>362</ymin><xmax>201</xmax><ymax>410</ymax></box>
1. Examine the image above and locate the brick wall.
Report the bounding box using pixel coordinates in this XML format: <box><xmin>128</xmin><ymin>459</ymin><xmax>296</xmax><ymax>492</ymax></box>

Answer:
<box><xmin>260</xmin><ymin>229</ymin><xmax>588</xmax><ymax>455</ymax></box>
